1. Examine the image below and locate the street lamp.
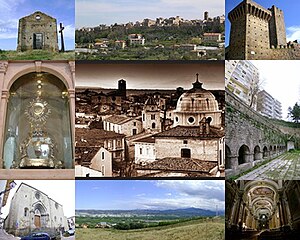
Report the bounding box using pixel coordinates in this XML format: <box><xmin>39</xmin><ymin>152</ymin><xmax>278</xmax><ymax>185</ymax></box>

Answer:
<box><xmin>0</xmin><ymin>181</ymin><xmax>17</xmax><ymax>196</ymax></box>
<box><xmin>0</xmin><ymin>181</ymin><xmax>17</xmax><ymax>226</ymax></box>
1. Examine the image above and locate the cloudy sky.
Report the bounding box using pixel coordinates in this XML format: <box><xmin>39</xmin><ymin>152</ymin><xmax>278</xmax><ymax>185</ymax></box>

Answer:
<box><xmin>76</xmin><ymin>61</ymin><xmax>224</xmax><ymax>90</ymax></box>
<box><xmin>0</xmin><ymin>0</ymin><xmax>75</xmax><ymax>50</ymax></box>
<box><xmin>1</xmin><ymin>180</ymin><xmax>75</xmax><ymax>218</ymax></box>
<box><xmin>250</xmin><ymin>60</ymin><xmax>300</xmax><ymax>120</ymax></box>
<box><xmin>226</xmin><ymin>0</ymin><xmax>300</xmax><ymax>46</ymax></box>
<box><xmin>76</xmin><ymin>0</ymin><xmax>224</xmax><ymax>28</ymax></box>
<box><xmin>76</xmin><ymin>180</ymin><xmax>225</xmax><ymax>211</ymax></box>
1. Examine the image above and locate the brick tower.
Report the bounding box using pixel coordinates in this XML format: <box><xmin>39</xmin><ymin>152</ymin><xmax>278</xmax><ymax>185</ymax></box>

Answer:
<box><xmin>228</xmin><ymin>0</ymin><xmax>272</xmax><ymax>59</ymax></box>
<box><xmin>268</xmin><ymin>5</ymin><xmax>286</xmax><ymax>48</ymax></box>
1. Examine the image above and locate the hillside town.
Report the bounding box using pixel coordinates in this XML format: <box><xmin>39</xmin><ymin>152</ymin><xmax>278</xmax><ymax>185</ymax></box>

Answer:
<box><xmin>75</xmin><ymin>12</ymin><xmax>225</xmax><ymax>60</ymax></box>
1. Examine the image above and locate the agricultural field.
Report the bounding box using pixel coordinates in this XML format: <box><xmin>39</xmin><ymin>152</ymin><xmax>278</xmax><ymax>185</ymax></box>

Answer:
<box><xmin>76</xmin><ymin>218</ymin><xmax>225</xmax><ymax>240</ymax></box>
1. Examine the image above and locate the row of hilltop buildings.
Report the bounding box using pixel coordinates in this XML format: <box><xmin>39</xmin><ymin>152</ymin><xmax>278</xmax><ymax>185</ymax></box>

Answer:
<box><xmin>78</xmin><ymin>12</ymin><xmax>225</xmax><ymax>32</ymax></box>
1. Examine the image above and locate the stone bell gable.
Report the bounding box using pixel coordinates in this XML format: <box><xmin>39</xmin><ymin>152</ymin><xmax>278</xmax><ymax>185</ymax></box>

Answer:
<box><xmin>17</xmin><ymin>11</ymin><xmax>59</xmax><ymax>52</ymax></box>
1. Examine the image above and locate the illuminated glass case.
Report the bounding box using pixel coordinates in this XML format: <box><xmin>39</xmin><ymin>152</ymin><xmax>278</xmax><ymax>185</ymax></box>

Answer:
<box><xmin>3</xmin><ymin>72</ymin><xmax>73</xmax><ymax>169</ymax></box>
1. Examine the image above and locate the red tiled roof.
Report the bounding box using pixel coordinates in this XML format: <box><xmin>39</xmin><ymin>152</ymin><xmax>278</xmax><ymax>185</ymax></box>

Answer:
<box><xmin>133</xmin><ymin>136</ymin><xmax>155</xmax><ymax>143</ymax></box>
<box><xmin>104</xmin><ymin>115</ymin><xmax>132</xmax><ymax>124</ymax></box>
<box><xmin>136</xmin><ymin>158</ymin><xmax>217</xmax><ymax>173</ymax></box>
<box><xmin>75</xmin><ymin>128</ymin><xmax>125</xmax><ymax>147</ymax></box>
<box><xmin>154</xmin><ymin>126</ymin><xmax>224</xmax><ymax>138</ymax></box>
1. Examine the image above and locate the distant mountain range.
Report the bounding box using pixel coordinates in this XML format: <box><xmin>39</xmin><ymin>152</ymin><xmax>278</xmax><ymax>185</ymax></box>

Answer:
<box><xmin>76</xmin><ymin>207</ymin><xmax>225</xmax><ymax>217</ymax></box>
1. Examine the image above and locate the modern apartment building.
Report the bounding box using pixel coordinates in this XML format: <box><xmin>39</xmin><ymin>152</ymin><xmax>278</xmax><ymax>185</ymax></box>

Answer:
<box><xmin>257</xmin><ymin>90</ymin><xmax>282</xmax><ymax>119</ymax></box>
<box><xmin>225</xmin><ymin>60</ymin><xmax>260</xmax><ymax>109</ymax></box>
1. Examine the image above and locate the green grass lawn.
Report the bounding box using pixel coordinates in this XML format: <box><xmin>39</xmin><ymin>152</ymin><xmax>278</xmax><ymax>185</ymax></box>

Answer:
<box><xmin>76</xmin><ymin>218</ymin><xmax>225</xmax><ymax>240</ymax></box>
<box><xmin>0</xmin><ymin>50</ymin><xmax>75</xmax><ymax>60</ymax></box>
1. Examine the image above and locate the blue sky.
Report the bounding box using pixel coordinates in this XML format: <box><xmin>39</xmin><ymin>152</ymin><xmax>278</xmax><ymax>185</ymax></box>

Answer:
<box><xmin>225</xmin><ymin>0</ymin><xmax>300</xmax><ymax>46</ymax></box>
<box><xmin>76</xmin><ymin>0</ymin><xmax>224</xmax><ymax>28</ymax></box>
<box><xmin>0</xmin><ymin>0</ymin><xmax>75</xmax><ymax>50</ymax></box>
<box><xmin>75</xmin><ymin>180</ymin><xmax>225</xmax><ymax>211</ymax></box>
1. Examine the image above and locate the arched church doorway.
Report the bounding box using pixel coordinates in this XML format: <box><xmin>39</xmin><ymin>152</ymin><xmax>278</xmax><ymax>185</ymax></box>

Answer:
<box><xmin>34</xmin><ymin>209</ymin><xmax>41</xmax><ymax>228</ymax></box>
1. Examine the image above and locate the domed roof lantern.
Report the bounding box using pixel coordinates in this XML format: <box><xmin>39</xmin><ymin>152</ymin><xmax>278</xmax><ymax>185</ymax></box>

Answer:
<box><xmin>192</xmin><ymin>73</ymin><xmax>203</xmax><ymax>90</ymax></box>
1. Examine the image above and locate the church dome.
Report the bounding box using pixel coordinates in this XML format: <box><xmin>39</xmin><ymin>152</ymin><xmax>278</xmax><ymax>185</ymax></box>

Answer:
<box><xmin>175</xmin><ymin>75</ymin><xmax>219</xmax><ymax>113</ymax></box>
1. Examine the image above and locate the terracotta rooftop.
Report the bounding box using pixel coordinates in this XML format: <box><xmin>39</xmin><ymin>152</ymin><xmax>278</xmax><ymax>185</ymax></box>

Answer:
<box><xmin>133</xmin><ymin>136</ymin><xmax>156</xmax><ymax>143</ymax></box>
<box><xmin>76</xmin><ymin>147</ymin><xmax>100</xmax><ymax>166</ymax></box>
<box><xmin>75</xmin><ymin>128</ymin><xmax>125</xmax><ymax>147</ymax></box>
<box><xmin>154</xmin><ymin>126</ymin><xmax>224</xmax><ymax>138</ymax></box>
<box><xmin>104</xmin><ymin>115</ymin><xmax>132</xmax><ymax>124</ymax></box>
<box><xmin>136</xmin><ymin>158</ymin><xmax>217</xmax><ymax>173</ymax></box>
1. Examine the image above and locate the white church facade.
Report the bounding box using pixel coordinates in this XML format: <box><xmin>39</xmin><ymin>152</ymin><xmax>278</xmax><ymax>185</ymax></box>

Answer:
<box><xmin>4</xmin><ymin>183</ymin><xmax>68</xmax><ymax>237</ymax></box>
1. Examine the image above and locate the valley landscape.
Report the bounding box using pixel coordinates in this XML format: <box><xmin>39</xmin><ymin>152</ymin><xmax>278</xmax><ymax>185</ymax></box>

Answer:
<box><xmin>76</xmin><ymin>208</ymin><xmax>225</xmax><ymax>240</ymax></box>
<box><xmin>75</xmin><ymin>180</ymin><xmax>225</xmax><ymax>240</ymax></box>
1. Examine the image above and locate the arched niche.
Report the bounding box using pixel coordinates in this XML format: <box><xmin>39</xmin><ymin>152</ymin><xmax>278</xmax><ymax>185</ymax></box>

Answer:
<box><xmin>2</xmin><ymin>72</ymin><xmax>73</xmax><ymax>169</ymax></box>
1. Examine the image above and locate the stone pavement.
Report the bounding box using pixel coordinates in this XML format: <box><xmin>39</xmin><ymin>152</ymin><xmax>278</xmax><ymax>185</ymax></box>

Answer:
<box><xmin>238</xmin><ymin>151</ymin><xmax>300</xmax><ymax>180</ymax></box>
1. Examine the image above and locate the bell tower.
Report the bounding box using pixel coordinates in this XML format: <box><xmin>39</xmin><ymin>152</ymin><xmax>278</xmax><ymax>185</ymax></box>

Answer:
<box><xmin>142</xmin><ymin>96</ymin><xmax>161</xmax><ymax>132</ymax></box>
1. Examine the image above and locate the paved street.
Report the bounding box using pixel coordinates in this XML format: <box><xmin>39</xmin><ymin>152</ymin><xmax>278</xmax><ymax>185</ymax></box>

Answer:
<box><xmin>0</xmin><ymin>229</ymin><xmax>19</xmax><ymax>240</ymax></box>
<box><xmin>238</xmin><ymin>151</ymin><xmax>300</xmax><ymax>180</ymax></box>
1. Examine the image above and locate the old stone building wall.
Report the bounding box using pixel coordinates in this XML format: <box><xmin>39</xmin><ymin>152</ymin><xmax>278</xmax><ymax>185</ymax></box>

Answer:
<box><xmin>245</xmin><ymin>13</ymin><xmax>271</xmax><ymax>59</ymax></box>
<box><xmin>90</xmin><ymin>148</ymin><xmax>112</xmax><ymax>177</ymax></box>
<box><xmin>228</xmin><ymin>0</ymin><xmax>272</xmax><ymax>59</ymax></box>
<box><xmin>227</xmin><ymin>0</ymin><xmax>300</xmax><ymax>60</ymax></box>
<box><xmin>269</xmin><ymin>6</ymin><xmax>286</xmax><ymax>48</ymax></box>
<box><xmin>134</xmin><ymin>142</ymin><xmax>156</xmax><ymax>164</ymax></box>
<box><xmin>17</xmin><ymin>11</ymin><xmax>58</xmax><ymax>52</ymax></box>
<box><xmin>155</xmin><ymin>138</ymin><xmax>220</xmax><ymax>161</ymax></box>
<box><xmin>122</xmin><ymin>119</ymin><xmax>143</xmax><ymax>136</ymax></box>
<box><xmin>225</xmin><ymin>91</ymin><xmax>287</xmax><ymax>177</ymax></box>
<box><xmin>4</xmin><ymin>183</ymin><xmax>68</xmax><ymax>236</ymax></box>
<box><xmin>228</xmin><ymin>13</ymin><xmax>247</xmax><ymax>59</ymax></box>
<box><xmin>142</xmin><ymin>97</ymin><xmax>161</xmax><ymax>132</ymax></box>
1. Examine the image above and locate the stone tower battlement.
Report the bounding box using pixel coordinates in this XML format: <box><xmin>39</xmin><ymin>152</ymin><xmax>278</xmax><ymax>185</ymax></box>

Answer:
<box><xmin>268</xmin><ymin>5</ymin><xmax>286</xmax><ymax>48</ymax></box>
<box><xmin>228</xmin><ymin>0</ymin><xmax>272</xmax><ymax>22</ymax></box>
<box><xmin>227</xmin><ymin>0</ymin><xmax>299</xmax><ymax>60</ymax></box>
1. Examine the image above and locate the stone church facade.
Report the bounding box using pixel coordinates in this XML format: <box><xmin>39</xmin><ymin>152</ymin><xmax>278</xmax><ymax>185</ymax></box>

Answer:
<box><xmin>227</xmin><ymin>0</ymin><xmax>300</xmax><ymax>60</ymax></box>
<box><xmin>17</xmin><ymin>11</ymin><xmax>59</xmax><ymax>52</ymax></box>
<box><xmin>4</xmin><ymin>183</ymin><xmax>68</xmax><ymax>236</ymax></box>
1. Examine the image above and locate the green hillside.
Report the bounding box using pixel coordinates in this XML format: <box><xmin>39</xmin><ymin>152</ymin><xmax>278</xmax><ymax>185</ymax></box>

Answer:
<box><xmin>76</xmin><ymin>218</ymin><xmax>224</xmax><ymax>240</ymax></box>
